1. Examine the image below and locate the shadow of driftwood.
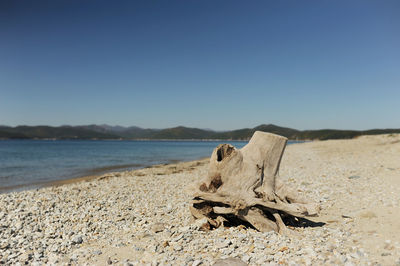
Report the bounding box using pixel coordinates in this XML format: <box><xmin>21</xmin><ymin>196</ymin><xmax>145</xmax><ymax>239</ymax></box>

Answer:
<box><xmin>283</xmin><ymin>215</ymin><xmax>326</xmax><ymax>228</ymax></box>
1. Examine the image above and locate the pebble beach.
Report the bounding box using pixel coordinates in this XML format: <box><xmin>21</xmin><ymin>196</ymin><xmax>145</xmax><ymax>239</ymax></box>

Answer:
<box><xmin>1</xmin><ymin>134</ymin><xmax>400</xmax><ymax>265</ymax></box>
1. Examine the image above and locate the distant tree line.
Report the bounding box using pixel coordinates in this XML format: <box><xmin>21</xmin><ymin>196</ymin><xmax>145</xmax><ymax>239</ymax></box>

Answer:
<box><xmin>0</xmin><ymin>124</ymin><xmax>399</xmax><ymax>140</ymax></box>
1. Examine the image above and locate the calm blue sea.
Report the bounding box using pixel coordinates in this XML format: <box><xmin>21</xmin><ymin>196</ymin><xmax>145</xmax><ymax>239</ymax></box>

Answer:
<box><xmin>0</xmin><ymin>140</ymin><xmax>298</xmax><ymax>193</ymax></box>
<box><xmin>0</xmin><ymin>140</ymin><xmax>248</xmax><ymax>192</ymax></box>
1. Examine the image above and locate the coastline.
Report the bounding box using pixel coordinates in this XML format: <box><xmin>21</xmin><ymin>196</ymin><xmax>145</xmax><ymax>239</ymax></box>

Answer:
<box><xmin>1</xmin><ymin>134</ymin><xmax>399</xmax><ymax>265</ymax></box>
<box><xmin>0</xmin><ymin>157</ymin><xmax>210</xmax><ymax>194</ymax></box>
<box><xmin>0</xmin><ymin>139</ymin><xmax>304</xmax><ymax>194</ymax></box>
<box><xmin>1</xmin><ymin>139</ymin><xmax>242</xmax><ymax>193</ymax></box>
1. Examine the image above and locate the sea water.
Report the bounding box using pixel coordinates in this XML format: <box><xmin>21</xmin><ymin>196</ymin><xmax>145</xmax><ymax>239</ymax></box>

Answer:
<box><xmin>0</xmin><ymin>140</ymin><xmax>298</xmax><ymax>192</ymax></box>
<box><xmin>0</xmin><ymin>140</ymin><xmax>248</xmax><ymax>192</ymax></box>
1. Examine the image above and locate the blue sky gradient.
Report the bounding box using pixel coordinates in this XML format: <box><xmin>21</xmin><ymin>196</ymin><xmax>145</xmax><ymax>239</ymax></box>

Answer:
<box><xmin>1</xmin><ymin>0</ymin><xmax>399</xmax><ymax>130</ymax></box>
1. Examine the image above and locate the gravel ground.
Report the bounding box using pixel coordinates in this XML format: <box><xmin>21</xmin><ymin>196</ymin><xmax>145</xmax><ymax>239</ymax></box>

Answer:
<box><xmin>1</xmin><ymin>134</ymin><xmax>400</xmax><ymax>265</ymax></box>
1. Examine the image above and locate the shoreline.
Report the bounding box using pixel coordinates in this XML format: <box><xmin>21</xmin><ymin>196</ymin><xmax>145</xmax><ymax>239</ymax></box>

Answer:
<box><xmin>1</xmin><ymin>140</ymin><xmax>306</xmax><ymax>194</ymax></box>
<box><xmin>0</xmin><ymin>157</ymin><xmax>210</xmax><ymax>195</ymax></box>
<box><xmin>43</xmin><ymin>157</ymin><xmax>209</xmax><ymax>188</ymax></box>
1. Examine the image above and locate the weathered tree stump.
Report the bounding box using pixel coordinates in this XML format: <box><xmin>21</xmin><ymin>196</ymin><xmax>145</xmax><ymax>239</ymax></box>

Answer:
<box><xmin>189</xmin><ymin>131</ymin><xmax>320</xmax><ymax>233</ymax></box>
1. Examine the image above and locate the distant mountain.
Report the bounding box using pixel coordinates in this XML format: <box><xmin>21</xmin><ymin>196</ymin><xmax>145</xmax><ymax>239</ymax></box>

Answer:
<box><xmin>0</xmin><ymin>125</ymin><xmax>120</xmax><ymax>139</ymax></box>
<box><xmin>94</xmin><ymin>124</ymin><xmax>129</xmax><ymax>132</ymax></box>
<box><xmin>0</xmin><ymin>124</ymin><xmax>399</xmax><ymax>140</ymax></box>
<box><xmin>77</xmin><ymin>124</ymin><xmax>160</xmax><ymax>139</ymax></box>
<box><xmin>116</xmin><ymin>127</ymin><xmax>161</xmax><ymax>139</ymax></box>
<box><xmin>210</xmin><ymin>124</ymin><xmax>301</xmax><ymax>140</ymax></box>
<box><xmin>151</xmin><ymin>126</ymin><xmax>214</xmax><ymax>139</ymax></box>
<box><xmin>78</xmin><ymin>124</ymin><xmax>127</xmax><ymax>133</ymax></box>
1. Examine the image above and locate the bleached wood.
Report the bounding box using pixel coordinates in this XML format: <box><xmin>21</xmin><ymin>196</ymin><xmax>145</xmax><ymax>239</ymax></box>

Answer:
<box><xmin>189</xmin><ymin>131</ymin><xmax>320</xmax><ymax>233</ymax></box>
<box><xmin>238</xmin><ymin>208</ymin><xmax>278</xmax><ymax>232</ymax></box>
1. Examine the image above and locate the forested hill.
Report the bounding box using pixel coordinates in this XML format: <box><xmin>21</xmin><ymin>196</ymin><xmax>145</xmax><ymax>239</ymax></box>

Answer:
<box><xmin>0</xmin><ymin>124</ymin><xmax>399</xmax><ymax>140</ymax></box>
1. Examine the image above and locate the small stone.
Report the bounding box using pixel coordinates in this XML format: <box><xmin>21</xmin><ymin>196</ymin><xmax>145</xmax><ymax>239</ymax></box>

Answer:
<box><xmin>180</xmin><ymin>226</ymin><xmax>190</xmax><ymax>232</ymax></box>
<box><xmin>247</xmin><ymin>244</ymin><xmax>255</xmax><ymax>253</ymax></box>
<box><xmin>192</xmin><ymin>260</ymin><xmax>202</xmax><ymax>266</ymax></box>
<box><xmin>50</xmin><ymin>245</ymin><xmax>59</xmax><ymax>253</ymax></box>
<box><xmin>19</xmin><ymin>252</ymin><xmax>32</xmax><ymax>263</ymax></box>
<box><xmin>254</xmin><ymin>242</ymin><xmax>264</xmax><ymax>250</ymax></box>
<box><xmin>171</xmin><ymin>234</ymin><xmax>183</xmax><ymax>242</ymax></box>
<box><xmin>348</xmin><ymin>175</ymin><xmax>361</xmax><ymax>179</ymax></box>
<box><xmin>0</xmin><ymin>243</ymin><xmax>10</xmax><ymax>249</ymax></box>
<box><xmin>15</xmin><ymin>222</ymin><xmax>23</xmax><ymax>231</ymax></box>
<box><xmin>151</xmin><ymin>223</ymin><xmax>165</xmax><ymax>233</ymax></box>
<box><xmin>166</xmin><ymin>204</ymin><xmax>173</xmax><ymax>213</ymax></box>
<box><xmin>242</xmin><ymin>255</ymin><xmax>250</xmax><ymax>263</ymax></box>
<box><xmin>92</xmin><ymin>250</ymin><xmax>102</xmax><ymax>255</ymax></box>
<box><xmin>278</xmin><ymin>246</ymin><xmax>289</xmax><ymax>252</ymax></box>
<box><xmin>72</xmin><ymin>235</ymin><xmax>83</xmax><ymax>245</ymax></box>
<box><xmin>34</xmin><ymin>252</ymin><xmax>42</xmax><ymax>260</ymax></box>
<box><xmin>185</xmin><ymin>256</ymin><xmax>194</xmax><ymax>264</ymax></box>
<box><xmin>213</xmin><ymin>258</ymin><xmax>247</xmax><ymax>266</ymax></box>
<box><xmin>237</xmin><ymin>233</ymin><xmax>247</xmax><ymax>240</ymax></box>
<box><xmin>70</xmin><ymin>253</ymin><xmax>78</xmax><ymax>262</ymax></box>
<box><xmin>149</xmin><ymin>244</ymin><xmax>158</xmax><ymax>253</ymax></box>
<box><xmin>107</xmin><ymin>257</ymin><xmax>113</xmax><ymax>264</ymax></box>
<box><xmin>47</xmin><ymin>253</ymin><xmax>59</xmax><ymax>264</ymax></box>
<box><xmin>216</xmin><ymin>239</ymin><xmax>231</xmax><ymax>249</ymax></box>
<box><xmin>174</xmin><ymin>245</ymin><xmax>183</xmax><ymax>251</ymax></box>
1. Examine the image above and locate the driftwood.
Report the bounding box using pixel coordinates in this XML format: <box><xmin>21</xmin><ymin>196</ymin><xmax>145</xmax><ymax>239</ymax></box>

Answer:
<box><xmin>189</xmin><ymin>131</ymin><xmax>320</xmax><ymax>233</ymax></box>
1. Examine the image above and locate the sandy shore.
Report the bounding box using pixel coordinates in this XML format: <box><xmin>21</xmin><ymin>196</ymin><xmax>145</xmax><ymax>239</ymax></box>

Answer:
<box><xmin>1</xmin><ymin>134</ymin><xmax>399</xmax><ymax>265</ymax></box>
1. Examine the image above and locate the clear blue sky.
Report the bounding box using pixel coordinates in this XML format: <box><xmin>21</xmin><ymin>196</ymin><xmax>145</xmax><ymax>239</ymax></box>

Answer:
<box><xmin>1</xmin><ymin>0</ymin><xmax>399</xmax><ymax>130</ymax></box>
